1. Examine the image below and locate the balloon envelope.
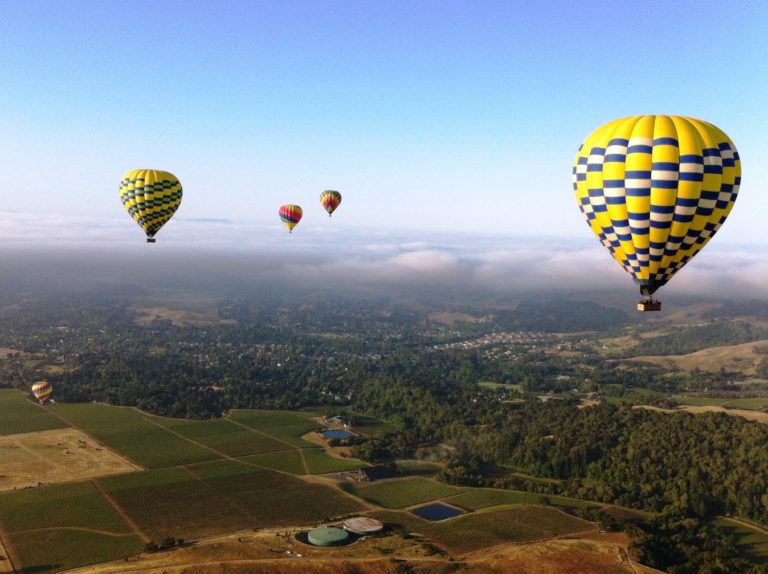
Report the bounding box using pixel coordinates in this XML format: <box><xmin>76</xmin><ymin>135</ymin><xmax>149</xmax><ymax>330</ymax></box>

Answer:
<box><xmin>119</xmin><ymin>169</ymin><xmax>183</xmax><ymax>240</ymax></box>
<box><xmin>320</xmin><ymin>190</ymin><xmax>342</xmax><ymax>216</ymax></box>
<box><xmin>31</xmin><ymin>381</ymin><xmax>52</xmax><ymax>403</ymax></box>
<box><xmin>279</xmin><ymin>204</ymin><xmax>303</xmax><ymax>232</ymax></box>
<box><xmin>573</xmin><ymin>115</ymin><xmax>741</xmax><ymax>296</ymax></box>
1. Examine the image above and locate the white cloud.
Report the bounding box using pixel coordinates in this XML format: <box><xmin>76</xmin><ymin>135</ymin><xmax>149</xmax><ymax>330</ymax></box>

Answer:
<box><xmin>2</xmin><ymin>211</ymin><xmax>768</xmax><ymax>300</ymax></box>
<box><xmin>388</xmin><ymin>250</ymin><xmax>459</xmax><ymax>272</ymax></box>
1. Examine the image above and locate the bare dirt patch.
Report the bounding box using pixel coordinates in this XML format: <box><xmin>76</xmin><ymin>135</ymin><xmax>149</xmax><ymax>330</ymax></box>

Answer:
<box><xmin>0</xmin><ymin>348</ymin><xmax>23</xmax><ymax>359</ymax></box>
<box><xmin>462</xmin><ymin>536</ymin><xmax>654</xmax><ymax>574</ymax></box>
<box><xmin>70</xmin><ymin>527</ymin><xmax>650</xmax><ymax>574</ymax></box>
<box><xmin>627</xmin><ymin>340</ymin><xmax>768</xmax><ymax>375</ymax></box>
<box><xmin>427</xmin><ymin>312</ymin><xmax>490</xmax><ymax>326</ymax></box>
<box><xmin>132</xmin><ymin>307</ymin><xmax>237</xmax><ymax>327</ymax></box>
<box><xmin>130</xmin><ymin>295</ymin><xmax>237</xmax><ymax>327</ymax></box>
<box><xmin>0</xmin><ymin>428</ymin><xmax>141</xmax><ymax>491</ymax></box>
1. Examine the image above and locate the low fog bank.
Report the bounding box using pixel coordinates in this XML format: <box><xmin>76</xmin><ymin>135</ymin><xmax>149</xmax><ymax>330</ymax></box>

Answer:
<box><xmin>0</xmin><ymin>227</ymin><xmax>765</xmax><ymax>308</ymax></box>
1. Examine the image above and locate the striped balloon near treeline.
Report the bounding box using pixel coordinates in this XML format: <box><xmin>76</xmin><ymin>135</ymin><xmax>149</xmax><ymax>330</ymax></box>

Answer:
<box><xmin>31</xmin><ymin>381</ymin><xmax>52</xmax><ymax>403</ymax></box>
<box><xmin>573</xmin><ymin>115</ymin><xmax>740</xmax><ymax>296</ymax></box>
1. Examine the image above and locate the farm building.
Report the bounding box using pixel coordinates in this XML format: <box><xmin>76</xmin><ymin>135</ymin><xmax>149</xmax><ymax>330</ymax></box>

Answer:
<box><xmin>342</xmin><ymin>517</ymin><xmax>384</xmax><ymax>535</ymax></box>
<box><xmin>307</xmin><ymin>526</ymin><xmax>350</xmax><ymax>547</ymax></box>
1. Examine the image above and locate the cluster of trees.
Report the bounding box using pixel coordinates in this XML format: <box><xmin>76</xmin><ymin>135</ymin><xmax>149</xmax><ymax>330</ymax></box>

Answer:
<box><xmin>352</xmin><ymin>376</ymin><xmax>768</xmax><ymax>527</ymax></box>
<box><xmin>628</xmin><ymin>513</ymin><xmax>768</xmax><ymax>574</ymax></box>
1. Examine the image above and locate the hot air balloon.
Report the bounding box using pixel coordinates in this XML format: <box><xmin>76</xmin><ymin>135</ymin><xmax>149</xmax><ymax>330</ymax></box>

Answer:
<box><xmin>573</xmin><ymin>115</ymin><xmax>740</xmax><ymax>311</ymax></box>
<box><xmin>119</xmin><ymin>169</ymin><xmax>183</xmax><ymax>243</ymax></box>
<box><xmin>31</xmin><ymin>381</ymin><xmax>52</xmax><ymax>404</ymax></box>
<box><xmin>320</xmin><ymin>190</ymin><xmax>342</xmax><ymax>216</ymax></box>
<box><xmin>279</xmin><ymin>204</ymin><xmax>303</xmax><ymax>233</ymax></box>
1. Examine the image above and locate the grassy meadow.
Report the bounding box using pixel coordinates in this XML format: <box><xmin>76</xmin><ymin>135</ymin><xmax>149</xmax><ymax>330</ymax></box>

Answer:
<box><xmin>0</xmin><ymin>389</ymin><xmax>69</xmax><ymax>435</ymax></box>
<box><xmin>9</xmin><ymin>530</ymin><xmax>144</xmax><ymax>574</ymax></box>
<box><xmin>97</xmin><ymin>460</ymin><xmax>364</xmax><ymax>540</ymax></box>
<box><xmin>450</xmin><ymin>488</ymin><xmax>595</xmax><ymax>512</ymax></box>
<box><xmin>373</xmin><ymin>505</ymin><xmax>593</xmax><ymax>555</ymax></box>
<box><xmin>227</xmin><ymin>410</ymin><xmax>319</xmax><ymax>447</ymax></box>
<box><xmin>349</xmin><ymin>477</ymin><xmax>464</xmax><ymax>508</ymax></box>
<box><xmin>240</xmin><ymin>449</ymin><xmax>307</xmax><ymax>474</ymax></box>
<box><xmin>146</xmin><ymin>415</ymin><xmax>288</xmax><ymax>456</ymax></box>
<box><xmin>301</xmin><ymin>448</ymin><xmax>367</xmax><ymax>474</ymax></box>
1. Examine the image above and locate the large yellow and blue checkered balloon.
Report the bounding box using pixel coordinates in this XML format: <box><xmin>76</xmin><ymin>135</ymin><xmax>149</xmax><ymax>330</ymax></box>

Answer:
<box><xmin>573</xmin><ymin>116</ymin><xmax>741</xmax><ymax>296</ymax></box>
<box><xmin>119</xmin><ymin>169</ymin><xmax>183</xmax><ymax>241</ymax></box>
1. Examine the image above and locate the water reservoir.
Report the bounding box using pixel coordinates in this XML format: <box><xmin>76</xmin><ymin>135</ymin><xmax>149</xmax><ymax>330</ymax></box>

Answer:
<box><xmin>411</xmin><ymin>503</ymin><xmax>464</xmax><ymax>521</ymax></box>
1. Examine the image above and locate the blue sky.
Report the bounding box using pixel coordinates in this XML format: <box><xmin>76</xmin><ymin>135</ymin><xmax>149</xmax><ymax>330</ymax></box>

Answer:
<box><xmin>1</xmin><ymin>0</ymin><xmax>766</xmax><ymax>248</ymax></box>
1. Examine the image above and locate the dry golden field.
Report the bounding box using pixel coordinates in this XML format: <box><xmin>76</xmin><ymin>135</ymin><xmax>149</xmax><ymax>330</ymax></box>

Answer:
<box><xmin>636</xmin><ymin>405</ymin><xmax>768</xmax><ymax>425</ymax></box>
<box><xmin>67</xmin><ymin>527</ymin><xmax>653</xmax><ymax>574</ymax></box>
<box><xmin>626</xmin><ymin>340</ymin><xmax>768</xmax><ymax>375</ymax></box>
<box><xmin>427</xmin><ymin>312</ymin><xmax>489</xmax><ymax>325</ymax></box>
<box><xmin>0</xmin><ymin>428</ymin><xmax>141</xmax><ymax>491</ymax></box>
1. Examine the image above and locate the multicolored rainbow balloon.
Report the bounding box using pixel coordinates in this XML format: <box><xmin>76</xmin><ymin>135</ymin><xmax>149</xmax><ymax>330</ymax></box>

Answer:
<box><xmin>31</xmin><ymin>381</ymin><xmax>53</xmax><ymax>404</ymax></box>
<box><xmin>279</xmin><ymin>204</ymin><xmax>303</xmax><ymax>233</ymax></box>
<box><xmin>319</xmin><ymin>190</ymin><xmax>342</xmax><ymax>217</ymax></box>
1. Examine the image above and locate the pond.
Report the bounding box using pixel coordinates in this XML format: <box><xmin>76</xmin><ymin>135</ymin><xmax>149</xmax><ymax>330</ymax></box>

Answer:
<box><xmin>320</xmin><ymin>429</ymin><xmax>355</xmax><ymax>439</ymax></box>
<box><xmin>410</xmin><ymin>503</ymin><xmax>464</xmax><ymax>521</ymax></box>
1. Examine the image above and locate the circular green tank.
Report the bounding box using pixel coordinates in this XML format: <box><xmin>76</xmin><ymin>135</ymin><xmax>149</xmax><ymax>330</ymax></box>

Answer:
<box><xmin>307</xmin><ymin>526</ymin><xmax>349</xmax><ymax>547</ymax></box>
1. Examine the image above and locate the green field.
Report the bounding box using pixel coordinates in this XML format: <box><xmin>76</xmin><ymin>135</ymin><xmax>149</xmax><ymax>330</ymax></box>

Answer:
<box><xmin>9</xmin><ymin>529</ymin><xmax>144</xmax><ymax>574</ymax></box>
<box><xmin>449</xmin><ymin>487</ymin><xmax>594</xmax><ymax>512</ymax></box>
<box><xmin>99</xmin><ymin>466</ymin><xmax>252</xmax><ymax>539</ymax></box>
<box><xmin>349</xmin><ymin>414</ymin><xmax>397</xmax><ymax>437</ymax></box>
<box><xmin>0</xmin><ymin>389</ymin><xmax>69</xmax><ymax>435</ymax></box>
<box><xmin>240</xmin><ymin>449</ymin><xmax>306</xmax><ymax>474</ymax></box>
<box><xmin>395</xmin><ymin>460</ymin><xmax>444</xmax><ymax>475</ymax></box>
<box><xmin>373</xmin><ymin>505</ymin><xmax>593</xmax><ymax>555</ymax></box>
<box><xmin>99</xmin><ymin>460</ymin><xmax>364</xmax><ymax>540</ymax></box>
<box><xmin>350</xmin><ymin>477</ymin><xmax>464</xmax><ymax>508</ymax></box>
<box><xmin>188</xmin><ymin>460</ymin><xmax>364</xmax><ymax>525</ymax></box>
<box><xmin>673</xmin><ymin>396</ymin><xmax>768</xmax><ymax>410</ymax></box>
<box><xmin>722</xmin><ymin>398</ymin><xmax>768</xmax><ymax>410</ymax></box>
<box><xmin>302</xmin><ymin>448</ymin><xmax>366</xmax><ymax>474</ymax></box>
<box><xmin>0</xmin><ymin>480</ymin><xmax>144</xmax><ymax>572</ymax></box>
<box><xmin>147</xmin><ymin>415</ymin><xmax>288</xmax><ymax>456</ymax></box>
<box><xmin>51</xmin><ymin>403</ymin><xmax>220</xmax><ymax>468</ymax></box>
<box><xmin>0</xmin><ymin>480</ymin><xmax>133</xmax><ymax>533</ymax></box>
<box><xmin>715</xmin><ymin>519</ymin><xmax>768</xmax><ymax>562</ymax></box>
<box><xmin>674</xmin><ymin>396</ymin><xmax>730</xmax><ymax>407</ymax></box>
<box><xmin>478</xmin><ymin>381</ymin><xmax>523</xmax><ymax>391</ymax></box>
<box><xmin>228</xmin><ymin>410</ymin><xmax>319</xmax><ymax>446</ymax></box>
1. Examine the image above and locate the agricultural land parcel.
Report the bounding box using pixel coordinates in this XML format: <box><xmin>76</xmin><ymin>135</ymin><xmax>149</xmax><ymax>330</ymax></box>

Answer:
<box><xmin>349</xmin><ymin>476</ymin><xmax>464</xmax><ymax>508</ymax></box>
<box><xmin>51</xmin><ymin>403</ymin><xmax>221</xmax><ymax>468</ymax></box>
<box><xmin>373</xmin><ymin>506</ymin><xmax>593</xmax><ymax>555</ymax></box>
<box><xmin>99</xmin><ymin>460</ymin><xmax>365</xmax><ymax>540</ymax></box>
<box><xmin>0</xmin><ymin>388</ymin><xmax>68</xmax><ymax>435</ymax></box>
<box><xmin>0</xmin><ymin>428</ymin><xmax>140</xmax><ymax>491</ymax></box>
<box><xmin>0</xmin><ymin>480</ymin><xmax>144</xmax><ymax>572</ymax></box>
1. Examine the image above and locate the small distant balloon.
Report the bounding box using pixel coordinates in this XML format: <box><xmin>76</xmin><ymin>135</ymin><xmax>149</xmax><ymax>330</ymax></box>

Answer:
<box><xmin>319</xmin><ymin>190</ymin><xmax>342</xmax><ymax>217</ymax></box>
<box><xmin>31</xmin><ymin>381</ymin><xmax>52</xmax><ymax>404</ymax></box>
<box><xmin>279</xmin><ymin>204</ymin><xmax>303</xmax><ymax>233</ymax></box>
<box><xmin>119</xmin><ymin>169</ymin><xmax>183</xmax><ymax>243</ymax></box>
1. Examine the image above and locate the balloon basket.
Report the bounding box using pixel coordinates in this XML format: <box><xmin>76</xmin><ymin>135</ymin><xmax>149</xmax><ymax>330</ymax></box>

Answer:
<box><xmin>637</xmin><ymin>299</ymin><xmax>661</xmax><ymax>312</ymax></box>
<box><xmin>146</xmin><ymin>238</ymin><xmax>156</xmax><ymax>244</ymax></box>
